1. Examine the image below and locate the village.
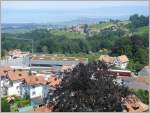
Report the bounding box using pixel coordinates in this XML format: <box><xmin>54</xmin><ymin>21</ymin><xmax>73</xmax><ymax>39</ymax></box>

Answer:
<box><xmin>0</xmin><ymin>49</ymin><xmax>149</xmax><ymax>112</ymax></box>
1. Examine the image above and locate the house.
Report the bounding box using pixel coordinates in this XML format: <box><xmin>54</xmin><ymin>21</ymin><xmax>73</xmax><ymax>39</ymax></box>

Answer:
<box><xmin>114</xmin><ymin>55</ymin><xmax>129</xmax><ymax>69</ymax></box>
<box><xmin>99</xmin><ymin>55</ymin><xmax>116</xmax><ymax>66</ymax></box>
<box><xmin>8</xmin><ymin>49</ymin><xmax>30</xmax><ymax>59</ymax></box>
<box><xmin>7</xmin><ymin>70</ymin><xmax>29</xmax><ymax>96</ymax></box>
<box><xmin>1</xmin><ymin>49</ymin><xmax>30</xmax><ymax>67</ymax></box>
<box><xmin>138</xmin><ymin>66</ymin><xmax>150</xmax><ymax>76</ymax></box>
<box><xmin>99</xmin><ymin>55</ymin><xmax>129</xmax><ymax>69</ymax></box>
<box><xmin>60</xmin><ymin>64</ymin><xmax>76</xmax><ymax>73</ymax></box>
<box><xmin>0</xmin><ymin>65</ymin><xmax>62</xmax><ymax>107</ymax></box>
<box><xmin>0</xmin><ymin>66</ymin><xmax>12</xmax><ymax>96</ymax></box>
<box><xmin>47</xmin><ymin>76</ymin><xmax>62</xmax><ymax>88</ymax></box>
<box><xmin>21</xmin><ymin>75</ymin><xmax>49</xmax><ymax>107</ymax></box>
<box><xmin>46</xmin><ymin>76</ymin><xmax>62</xmax><ymax>102</ymax></box>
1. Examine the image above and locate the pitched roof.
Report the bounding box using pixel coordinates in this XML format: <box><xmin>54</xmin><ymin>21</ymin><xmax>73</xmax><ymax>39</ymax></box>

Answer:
<box><xmin>117</xmin><ymin>55</ymin><xmax>129</xmax><ymax>63</ymax></box>
<box><xmin>0</xmin><ymin>65</ymin><xmax>12</xmax><ymax>76</ymax></box>
<box><xmin>26</xmin><ymin>76</ymin><xmax>47</xmax><ymax>85</ymax></box>
<box><xmin>47</xmin><ymin>76</ymin><xmax>62</xmax><ymax>88</ymax></box>
<box><xmin>143</xmin><ymin>65</ymin><xmax>150</xmax><ymax>69</ymax></box>
<box><xmin>7</xmin><ymin>70</ymin><xmax>28</xmax><ymax>81</ymax></box>
<box><xmin>99</xmin><ymin>55</ymin><xmax>116</xmax><ymax>63</ymax></box>
<box><xmin>0</xmin><ymin>65</ymin><xmax>61</xmax><ymax>86</ymax></box>
<box><xmin>60</xmin><ymin>64</ymin><xmax>75</xmax><ymax>72</ymax></box>
<box><xmin>30</xmin><ymin>105</ymin><xmax>53</xmax><ymax>112</ymax></box>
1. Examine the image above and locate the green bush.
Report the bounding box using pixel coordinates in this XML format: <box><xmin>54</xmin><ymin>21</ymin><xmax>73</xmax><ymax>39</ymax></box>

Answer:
<box><xmin>130</xmin><ymin>89</ymin><xmax>149</xmax><ymax>104</ymax></box>
<box><xmin>1</xmin><ymin>97</ymin><xmax>11</xmax><ymax>112</ymax></box>
<box><xmin>20</xmin><ymin>99</ymin><xmax>30</xmax><ymax>107</ymax></box>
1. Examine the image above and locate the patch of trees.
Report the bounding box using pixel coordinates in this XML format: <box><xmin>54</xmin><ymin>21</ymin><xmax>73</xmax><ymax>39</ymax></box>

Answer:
<box><xmin>129</xmin><ymin>14</ymin><xmax>149</xmax><ymax>28</ymax></box>
<box><xmin>111</xmin><ymin>34</ymin><xmax>148</xmax><ymax>72</ymax></box>
<box><xmin>2</xmin><ymin>28</ymin><xmax>121</xmax><ymax>55</ymax></box>
<box><xmin>51</xmin><ymin>61</ymin><xmax>130</xmax><ymax>112</ymax></box>
<box><xmin>1</xmin><ymin>14</ymin><xmax>149</xmax><ymax>71</ymax></box>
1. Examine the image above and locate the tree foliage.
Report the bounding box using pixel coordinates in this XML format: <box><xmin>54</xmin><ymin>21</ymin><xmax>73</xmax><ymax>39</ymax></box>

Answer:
<box><xmin>129</xmin><ymin>14</ymin><xmax>149</xmax><ymax>28</ymax></box>
<box><xmin>1</xmin><ymin>97</ymin><xmax>11</xmax><ymax>112</ymax></box>
<box><xmin>2</xmin><ymin>14</ymin><xmax>149</xmax><ymax>71</ymax></box>
<box><xmin>52</xmin><ymin>61</ymin><xmax>130</xmax><ymax>112</ymax></box>
<box><xmin>111</xmin><ymin>34</ymin><xmax>148</xmax><ymax>72</ymax></box>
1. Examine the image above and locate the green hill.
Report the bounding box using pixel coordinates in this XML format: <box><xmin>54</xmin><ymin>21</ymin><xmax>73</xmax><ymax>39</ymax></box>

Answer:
<box><xmin>49</xmin><ymin>29</ymin><xmax>86</xmax><ymax>39</ymax></box>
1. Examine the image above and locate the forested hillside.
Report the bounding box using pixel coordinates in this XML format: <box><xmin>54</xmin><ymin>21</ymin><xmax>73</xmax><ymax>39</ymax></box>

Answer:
<box><xmin>2</xmin><ymin>14</ymin><xmax>149</xmax><ymax>71</ymax></box>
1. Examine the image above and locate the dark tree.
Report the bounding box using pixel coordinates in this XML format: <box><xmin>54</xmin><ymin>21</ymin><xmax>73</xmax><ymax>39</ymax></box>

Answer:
<box><xmin>52</xmin><ymin>61</ymin><xmax>130</xmax><ymax>112</ymax></box>
<box><xmin>129</xmin><ymin>14</ymin><xmax>149</xmax><ymax>28</ymax></box>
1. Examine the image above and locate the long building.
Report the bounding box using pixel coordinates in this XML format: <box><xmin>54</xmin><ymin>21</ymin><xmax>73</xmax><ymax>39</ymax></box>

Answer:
<box><xmin>30</xmin><ymin>54</ymin><xmax>88</xmax><ymax>71</ymax></box>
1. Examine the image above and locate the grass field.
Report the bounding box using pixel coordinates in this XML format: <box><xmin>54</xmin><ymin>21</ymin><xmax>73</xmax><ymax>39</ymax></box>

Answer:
<box><xmin>89</xmin><ymin>22</ymin><xmax>115</xmax><ymax>29</ymax></box>
<box><xmin>136</xmin><ymin>26</ymin><xmax>149</xmax><ymax>36</ymax></box>
<box><xmin>49</xmin><ymin>29</ymin><xmax>86</xmax><ymax>39</ymax></box>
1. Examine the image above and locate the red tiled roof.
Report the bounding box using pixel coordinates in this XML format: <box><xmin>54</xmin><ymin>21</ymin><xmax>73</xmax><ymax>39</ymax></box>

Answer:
<box><xmin>26</xmin><ymin>76</ymin><xmax>47</xmax><ymax>85</ymax></box>
<box><xmin>0</xmin><ymin>65</ymin><xmax>61</xmax><ymax>86</ymax></box>
<box><xmin>30</xmin><ymin>105</ymin><xmax>53</xmax><ymax>112</ymax></box>
<box><xmin>7</xmin><ymin>70</ymin><xmax>28</xmax><ymax>81</ymax></box>
<box><xmin>47</xmin><ymin>76</ymin><xmax>62</xmax><ymax>88</ymax></box>
<box><xmin>0</xmin><ymin>65</ymin><xmax>12</xmax><ymax>76</ymax></box>
<box><xmin>60</xmin><ymin>64</ymin><xmax>75</xmax><ymax>72</ymax></box>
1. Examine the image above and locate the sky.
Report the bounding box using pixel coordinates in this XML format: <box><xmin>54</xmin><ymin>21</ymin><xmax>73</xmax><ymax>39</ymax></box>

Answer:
<box><xmin>1</xmin><ymin>1</ymin><xmax>149</xmax><ymax>23</ymax></box>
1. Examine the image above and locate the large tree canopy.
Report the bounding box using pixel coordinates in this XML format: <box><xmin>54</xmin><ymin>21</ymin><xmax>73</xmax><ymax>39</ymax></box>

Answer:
<box><xmin>52</xmin><ymin>61</ymin><xmax>130</xmax><ymax>112</ymax></box>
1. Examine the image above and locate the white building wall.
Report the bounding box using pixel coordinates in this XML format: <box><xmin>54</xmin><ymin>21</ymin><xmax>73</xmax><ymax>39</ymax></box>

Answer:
<box><xmin>8</xmin><ymin>81</ymin><xmax>22</xmax><ymax>96</ymax></box>
<box><xmin>30</xmin><ymin>85</ymin><xmax>43</xmax><ymax>99</ymax></box>
<box><xmin>114</xmin><ymin>58</ymin><xmax>128</xmax><ymax>70</ymax></box>
<box><xmin>120</xmin><ymin>62</ymin><xmax>128</xmax><ymax>69</ymax></box>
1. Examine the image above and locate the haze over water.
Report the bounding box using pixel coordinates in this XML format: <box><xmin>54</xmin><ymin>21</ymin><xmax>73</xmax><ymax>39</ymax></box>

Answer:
<box><xmin>2</xmin><ymin>1</ymin><xmax>149</xmax><ymax>24</ymax></box>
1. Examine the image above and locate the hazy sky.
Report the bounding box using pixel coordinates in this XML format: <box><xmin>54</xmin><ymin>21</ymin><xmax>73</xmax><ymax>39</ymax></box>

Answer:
<box><xmin>1</xmin><ymin>1</ymin><xmax>149</xmax><ymax>23</ymax></box>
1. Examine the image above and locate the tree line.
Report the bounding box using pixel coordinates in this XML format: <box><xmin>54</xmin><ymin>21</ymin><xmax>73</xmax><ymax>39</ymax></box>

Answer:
<box><xmin>1</xmin><ymin>14</ymin><xmax>149</xmax><ymax>71</ymax></box>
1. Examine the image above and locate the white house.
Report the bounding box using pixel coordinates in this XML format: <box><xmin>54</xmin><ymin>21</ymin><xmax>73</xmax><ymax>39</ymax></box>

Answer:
<box><xmin>21</xmin><ymin>76</ymin><xmax>49</xmax><ymax>107</ymax></box>
<box><xmin>114</xmin><ymin>55</ymin><xmax>129</xmax><ymax>69</ymax></box>
<box><xmin>0</xmin><ymin>65</ymin><xmax>61</xmax><ymax>107</ymax></box>
<box><xmin>0</xmin><ymin>66</ymin><xmax>11</xmax><ymax>96</ymax></box>
<box><xmin>0</xmin><ymin>66</ymin><xmax>31</xmax><ymax>97</ymax></box>
<box><xmin>99</xmin><ymin>55</ymin><xmax>129</xmax><ymax>69</ymax></box>
<box><xmin>7</xmin><ymin>70</ymin><xmax>28</xmax><ymax>96</ymax></box>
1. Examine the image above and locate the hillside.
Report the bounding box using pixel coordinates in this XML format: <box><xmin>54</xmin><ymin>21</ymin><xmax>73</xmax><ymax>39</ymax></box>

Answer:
<box><xmin>1</xmin><ymin>14</ymin><xmax>149</xmax><ymax>71</ymax></box>
<box><xmin>49</xmin><ymin>29</ymin><xmax>86</xmax><ymax>39</ymax></box>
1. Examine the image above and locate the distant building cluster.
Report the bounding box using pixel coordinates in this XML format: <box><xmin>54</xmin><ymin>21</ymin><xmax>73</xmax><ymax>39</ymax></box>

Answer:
<box><xmin>99</xmin><ymin>55</ymin><xmax>129</xmax><ymax>69</ymax></box>
<box><xmin>67</xmin><ymin>24</ymin><xmax>84</xmax><ymax>33</ymax></box>
<box><xmin>0</xmin><ymin>49</ymin><xmax>149</xmax><ymax>112</ymax></box>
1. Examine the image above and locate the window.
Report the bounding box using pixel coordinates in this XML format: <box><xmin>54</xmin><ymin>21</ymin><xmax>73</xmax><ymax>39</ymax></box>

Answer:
<box><xmin>32</xmin><ymin>91</ymin><xmax>36</xmax><ymax>96</ymax></box>
<box><xmin>16</xmin><ymin>86</ymin><xmax>19</xmax><ymax>89</ymax></box>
